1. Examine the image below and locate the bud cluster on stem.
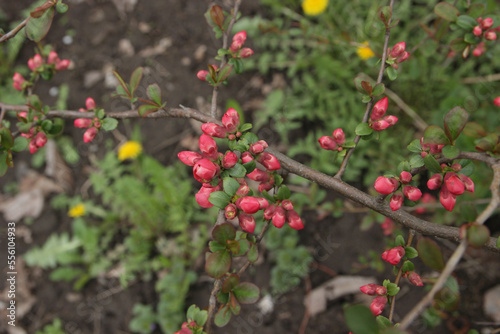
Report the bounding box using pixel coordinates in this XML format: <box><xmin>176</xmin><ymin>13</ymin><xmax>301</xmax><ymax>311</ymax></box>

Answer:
<box><xmin>370</xmin><ymin>97</ymin><xmax>398</xmax><ymax>131</ymax></box>
<box><xmin>374</xmin><ymin>170</ymin><xmax>422</xmax><ymax>211</ymax></box>
<box><xmin>318</xmin><ymin>128</ymin><xmax>346</xmax><ymax>152</ymax></box>
<box><xmin>471</xmin><ymin>17</ymin><xmax>499</xmax><ymax>57</ymax></box>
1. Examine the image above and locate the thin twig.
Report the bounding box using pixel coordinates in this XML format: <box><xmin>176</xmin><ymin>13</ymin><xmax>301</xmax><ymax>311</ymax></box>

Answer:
<box><xmin>461</xmin><ymin>73</ymin><xmax>500</xmax><ymax>84</ymax></box>
<box><xmin>0</xmin><ymin>18</ymin><xmax>29</xmax><ymax>44</ymax></box>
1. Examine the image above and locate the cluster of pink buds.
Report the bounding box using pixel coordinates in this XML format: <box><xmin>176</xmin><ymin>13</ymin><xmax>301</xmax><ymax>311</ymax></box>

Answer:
<box><xmin>18</xmin><ymin>112</ymin><xmax>47</xmax><ymax>154</ymax></box>
<box><xmin>472</xmin><ymin>18</ymin><xmax>498</xmax><ymax>56</ymax></box>
<box><xmin>173</xmin><ymin>321</ymin><xmax>197</xmax><ymax>334</ymax></box>
<box><xmin>359</xmin><ymin>284</ymin><xmax>388</xmax><ymax>316</ymax></box>
<box><xmin>318</xmin><ymin>128</ymin><xmax>345</xmax><ymax>152</ymax></box>
<box><xmin>374</xmin><ymin>171</ymin><xmax>422</xmax><ymax>211</ymax></box>
<box><xmin>74</xmin><ymin>97</ymin><xmax>100</xmax><ymax>143</ymax></box>
<box><xmin>13</xmin><ymin>51</ymin><xmax>70</xmax><ymax>92</ymax></box>
<box><xmin>420</xmin><ymin>137</ymin><xmax>444</xmax><ymax>158</ymax></box>
<box><xmin>369</xmin><ymin>97</ymin><xmax>398</xmax><ymax>131</ymax></box>
<box><xmin>242</xmin><ymin>141</ymin><xmax>281</xmax><ymax>172</ymax></box>
<box><xmin>264</xmin><ymin>199</ymin><xmax>304</xmax><ymax>230</ymax></box>
<box><xmin>386</xmin><ymin>41</ymin><xmax>410</xmax><ymax>69</ymax></box>
<box><xmin>427</xmin><ymin>163</ymin><xmax>474</xmax><ymax>211</ymax></box>
<box><xmin>229</xmin><ymin>31</ymin><xmax>254</xmax><ymax>59</ymax></box>
<box><xmin>196</xmin><ymin>64</ymin><xmax>218</xmax><ymax>82</ymax></box>
<box><xmin>201</xmin><ymin>108</ymin><xmax>241</xmax><ymax>140</ymax></box>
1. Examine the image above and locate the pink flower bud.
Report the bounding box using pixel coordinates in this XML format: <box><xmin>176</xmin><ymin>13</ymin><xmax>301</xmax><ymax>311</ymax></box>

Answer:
<box><xmin>74</xmin><ymin>118</ymin><xmax>93</xmax><ymax>128</ymax></box>
<box><xmin>371</xmin><ymin>97</ymin><xmax>388</xmax><ymax>120</ymax></box>
<box><xmin>241</xmin><ymin>151</ymin><xmax>254</xmax><ymax>164</ymax></box>
<box><xmin>238</xmin><ymin>213</ymin><xmax>255</xmax><ymax>233</ymax></box>
<box><xmin>247</xmin><ymin>168</ymin><xmax>269</xmax><ymax>182</ymax></box>
<box><xmin>459</xmin><ymin>174</ymin><xmax>475</xmax><ymax>193</ymax></box>
<box><xmin>374</xmin><ymin>176</ymin><xmax>399</xmax><ymax>195</ymax></box>
<box><xmin>390</xmin><ymin>42</ymin><xmax>406</xmax><ymax>58</ymax></box>
<box><xmin>47</xmin><ymin>51</ymin><xmax>59</xmax><ymax>64</ymax></box>
<box><xmin>258</xmin><ymin>182</ymin><xmax>273</xmax><ymax>192</ymax></box>
<box><xmin>256</xmin><ymin>197</ymin><xmax>269</xmax><ymax>210</ymax></box>
<box><xmin>201</xmin><ymin>123</ymin><xmax>227</xmax><ymax>138</ymax></box>
<box><xmin>403</xmin><ymin>185</ymin><xmax>422</xmax><ymax>201</ymax></box>
<box><xmin>381</xmin><ymin>218</ymin><xmax>395</xmax><ymax>236</ymax></box>
<box><xmin>178</xmin><ymin>151</ymin><xmax>203</xmax><ymax>167</ymax></box>
<box><xmin>375</xmin><ymin>286</ymin><xmax>387</xmax><ymax>295</ymax></box>
<box><xmin>222</xmin><ymin>108</ymin><xmax>240</xmax><ymax>133</ymax></box>
<box><xmin>396</xmin><ymin>51</ymin><xmax>410</xmax><ymax>63</ymax></box>
<box><xmin>236</xmin><ymin>184</ymin><xmax>250</xmax><ymax>196</ymax></box>
<box><xmin>236</xmin><ymin>196</ymin><xmax>262</xmax><ymax>214</ymax></box>
<box><xmin>370</xmin><ymin>296</ymin><xmax>387</xmax><ymax>316</ymax></box>
<box><xmin>473</xmin><ymin>25</ymin><xmax>483</xmax><ymax>36</ymax></box>
<box><xmin>264</xmin><ymin>204</ymin><xmax>276</xmax><ymax>220</ymax></box>
<box><xmin>249</xmin><ymin>140</ymin><xmax>268</xmax><ymax>155</ymax></box>
<box><xmin>55</xmin><ymin>59</ymin><xmax>70</xmax><ymax>71</ymax></box>
<box><xmin>239</xmin><ymin>47</ymin><xmax>254</xmax><ymax>58</ymax></box>
<box><xmin>381</xmin><ymin>246</ymin><xmax>405</xmax><ymax>265</ymax></box>
<box><xmin>32</xmin><ymin>54</ymin><xmax>44</xmax><ymax>70</ymax></box>
<box><xmin>318</xmin><ymin>136</ymin><xmax>337</xmax><ymax>151</ymax></box>
<box><xmin>371</xmin><ymin>120</ymin><xmax>390</xmax><ymax>131</ymax></box>
<box><xmin>195</xmin><ymin>184</ymin><xmax>219</xmax><ymax>208</ymax></box>
<box><xmin>408</xmin><ymin>272</ymin><xmax>423</xmax><ymax>287</ymax></box>
<box><xmin>281</xmin><ymin>199</ymin><xmax>294</xmax><ymax>211</ymax></box>
<box><xmin>199</xmin><ymin>134</ymin><xmax>218</xmax><ymax>160</ymax></box>
<box><xmin>439</xmin><ymin>185</ymin><xmax>457</xmax><ymax>211</ymax></box>
<box><xmin>427</xmin><ymin>173</ymin><xmax>443</xmax><ymax>190</ymax></box>
<box><xmin>197</xmin><ymin>70</ymin><xmax>209</xmax><ymax>81</ymax></box>
<box><xmin>222</xmin><ymin>151</ymin><xmax>238</xmax><ymax>169</ymax></box>
<box><xmin>29</xmin><ymin>139</ymin><xmax>39</xmax><ymax>154</ymax></box>
<box><xmin>472</xmin><ymin>45</ymin><xmax>484</xmax><ymax>57</ymax></box>
<box><xmin>360</xmin><ymin>284</ymin><xmax>387</xmax><ymax>296</ymax></box>
<box><xmin>83</xmin><ymin>127</ymin><xmax>98</xmax><ymax>143</ymax></box>
<box><xmin>332</xmin><ymin>128</ymin><xmax>345</xmax><ymax>145</ymax></box>
<box><xmin>399</xmin><ymin>171</ymin><xmax>412</xmax><ymax>184</ymax></box>
<box><xmin>286</xmin><ymin>210</ymin><xmax>304</xmax><ymax>230</ymax></box>
<box><xmin>445</xmin><ymin>173</ymin><xmax>465</xmax><ymax>195</ymax></box>
<box><xmin>272</xmin><ymin>206</ymin><xmax>286</xmax><ymax>228</ymax></box>
<box><xmin>257</xmin><ymin>152</ymin><xmax>281</xmax><ymax>171</ymax></box>
<box><xmin>230</xmin><ymin>31</ymin><xmax>247</xmax><ymax>52</ymax></box>
<box><xmin>390</xmin><ymin>193</ymin><xmax>404</xmax><ymax>211</ymax></box>
<box><xmin>225</xmin><ymin>203</ymin><xmax>238</xmax><ymax>219</ymax></box>
<box><xmin>451</xmin><ymin>163</ymin><xmax>462</xmax><ymax>172</ymax></box>
<box><xmin>35</xmin><ymin>131</ymin><xmax>47</xmax><ymax>148</ymax></box>
<box><xmin>485</xmin><ymin>30</ymin><xmax>497</xmax><ymax>41</ymax></box>
<box><xmin>382</xmin><ymin>115</ymin><xmax>398</xmax><ymax>126</ymax></box>
<box><xmin>12</xmin><ymin>73</ymin><xmax>26</xmax><ymax>91</ymax></box>
<box><xmin>481</xmin><ymin>17</ymin><xmax>494</xmax><ymax>30</ymax></box>
<box><xmin>85</xmin><ymin>97</ymin><xmax>96</xmax><ymax>110</ymax></box>
<box><xmin>494</xmin><ymin>97</ymin><xmax>500</xmax><ymax>106</ymax></box>
<box><xmin>193</xmin><ymin>158</ymin><xmax>219</xmax><ymax>183</ymax></box>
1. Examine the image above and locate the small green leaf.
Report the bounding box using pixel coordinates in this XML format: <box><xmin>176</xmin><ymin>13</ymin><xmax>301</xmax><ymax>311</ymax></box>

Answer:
<box><xmin>424</xmin><ymin>153</ymin><xmax>442</xmax><ymax>174</ymax></box>
<box><xmin>401</xmin><ymin>260</ymin><xmax>415</xmax><ymax>273</ymax></box>
<box><xmin>56</xmin><ymin>2</ymin><xmax>68</xmax><ymax>14</ymax></box>
<box><xmin>276</xmin><ymin>185</ymin><xmax>291</xmax><ymax>200</ymax></box>
<box><xmin>355</xmin><ymin>123</ymin><xmax>373</xmax><ymax>136</ymax></box>
<box><xmin>463</xmin><ymin>122</ymin><xmax>487</xmax><ymax>138</ymax></box>
<box><xmin>434</xmin><ymin>2</ymin><xmax>459</xmax><ymax>22</ymax></box>
<box><xmin>378</xmin><ymin>6</ymin><xmax>392</xmax><ymax>26</ymax></box>
<box><xmin>345</xmin><ymin>305</ymin><xmax>380</xmax><ymax>334</ymax></box>
<box><xmin>138</xmin><ymin>104</ymin><xmax>159</xmax><ymax>117</ymax></box>
<box><xmin>234</xmin><ymin>239</ymin><xmax>249</xmax><ymax>256</ymax></box>
<box><xmin>0</xmin><ymin>153</ymin><xmax>8</xmax><ymax>176</ymax></box>
<box><xmin>113</xmin><ymin>71</ymin><xmax>131</xmax><ymax>97</ymax></box>
<box><xmin>247</xmin><ymin>244</ymin><xmax>258</xmax><ymax>263</ymax></box>
<box><xmin>395</xmin><ymin>235</ymin><xmax>405</xmax><ymax>247</ymax></box>
<box><xmin>242</xmin><ymin>160</ymin><xmax>256</xmax><ymax>174</ymax></box>
<box><xmin>416</xmin><ymin>238</ymin><xmax>444</xmax><ymax>271</ymax></box>
<box><xmin>146</xmin><ymin>84</ymin><xmax>162</xmax><ymax>105</ymax></box>
<box><xmin>407</xmin><ymin>139</ymin><xmax>422</xmax><ymax>153</ymax></box>
<box><xmin>26</xmin><ymin>7</ymin><xmax>55</xmax><ymax>42</ymax></box>
<box><xmin>467</xmin><ymin>4</ymin><xmax>485</xmax><ymax>18</ymax></box>
<box><xmin>386</xmin><ymin>66</ymin><xmax>398</xmax><ymax>81</ymax></box>
<box><xmin>405</xmin><ymin>246</ymin><xmax>418</xmax><ymax>259</ymax></box>
<box><xmin>101</xmin><ymin>118</ymin><xmax>118</xmax><ymax>131</ymax></box>
<box><xmin>228</xmin><ymin>163</ymin><xmax>246</xmax><ymax>178</ymax></box>
<box><xmin>450</xmin><ymin>38</ymin><xmax>469</xmax><ymax>52</ymax></box>
<box><xmin>239</xmin><ymin>123</ymin><xmax>252</xmax><ymax>132</ymax></box>
<box><xmin>372</xmin><ymin>83</ymin><xmax>385</xmax><ymax>97</ymax></box>
<box><xmin>396</xmin><ymin>160</ymin><xmax>410</xmax><ymax>174</ymax></box>
<box><xmin>233</xmin><ymin>282</ymin><xmax>260</xmax><ymax>304</ymax></box>
<box><xmin>214</xmin><ymin>304</ymin><xmax>231</xmax><ymax>327</ymax></box>
<box><xmin>12</xmin><ymin>137</ymin><xmax>28</xmax><ymax>152</ymax></box>
<box><xmin>217</xmin><ymin>64</ymin><xmax>233</xmax><ymax>82</ymax></box>
<box><xmin>212</xmin><ymin>222</ymin><xmax>236</xmax><ymax>244</ymax></box>
<box><xmin>456</xmin><ymin>15</ymin><xmax>479</xmax><ymax>30</ymax></box>
<box><xmin>443</xmin><ymin>107</ymin><xmax>469</xmax><ymax>143</ymax></box>
<box><xmin>362</xmin><ymin>95</ymin><xmax>372</xmax><ymax>103</ymax></box>
<box><xmin>209</xmin><ymin>191</ymin><xmax>231</xmax><ymax>209</ymax></box>
<box><xmin>222</xmin><ymin>274</ymin><xmax>241</xmax><ymax>293</ymax></box>
<box><xmin>376</xmin><ymin>315</ymin><xmax>392</xmax><ymax>329</ymax></box>
<box><xmin>442</xmin><ymin>145</ymin><xmax>460</xmax><ymax>159</ymax></box>
<box><xmin>466</xmin><ymin>225</ymin><xmax>490</xmax><ymax>248</ymax></box>
<box><xmin>205</xmin><ymin>250</ymin><xmax>231</xmax><ymax>279</ymax></box>
<box><xmin>209</xmin><ymin>241</ymin><xmax>227</xmax><ymax>252</ymax></box>
<box><xmin>194</xmin><ymin>309</ymin><xmax>208</xmax><ymax>326</ymax></box>
<box><xmin>423</xmin><ymin>125</ymin><xmax>450</xmax><ymax>145</ymax></box>
<box><xmin>223</xmin><ymin>177</ymin><xmax>240</xmax><ymax>197</ymax></box>
<box><xmin>409</xmin><ymin>154</ymin><xmax>424</xmax><ymax>168</ymax></box>
<box><xmin>129</xmin><ymin>67</ymin><xmax>144</xmax><ymax>96</ymax></box>
<box><xmin>0</xmin><ymin>128</ymin><xmax>14</xmax><ymax>150</ymax></box>
<box><xmin>386</xmin><ymin>283</ymin><xmax>400</xmax><ymax>296</ymax></box>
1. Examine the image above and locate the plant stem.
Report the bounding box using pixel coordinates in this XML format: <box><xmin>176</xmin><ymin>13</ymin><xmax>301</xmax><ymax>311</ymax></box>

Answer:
<box><xmin>0</xmin><ymin>18</ymin><xmax>28</xmax><ymax>44</ymax></box>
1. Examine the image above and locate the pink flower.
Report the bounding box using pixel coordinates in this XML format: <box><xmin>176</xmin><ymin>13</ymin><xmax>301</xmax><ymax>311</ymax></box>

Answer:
<box><xmin>460</xmin><ymin>174</ymin><xmax>475</xmax><ymax>193</ymax></box>
<box><xmin>264</xmin><ymin>204</ymin><xmax>276</xmax><ymax>220</ymax></box>
<box><xmin>399</xmin><ymin>171</ymin><xmax>412</xmax><ymax>184</ymax></box>
<box><xmin>238</xmin><ymin>213</ymin><xmax>255</xmax><ymax>233</ymax></box>
<box><xmin>390</xmin><ymin>193</ymin><xmax>404</xmax><ymax>211</ymax></box>
<box><xmin>427</xmin><ymin>173</ymin><xmax>443</xmax><ymax>190</ymax></box>
<box><xmin>481</xmin><ymin>17</ymin><xmax>494</xmax><ymax>30</ymax></box>
<box><xmin>47</xmin><ymin>51</ymin><xmax>59</xmax><ymax>64</ymax></box>
<box><xmin>332</xmin><ymin>128</ymin><xmax>345</xmax><ymax>146</ymax></box>
<box><xmin>492</xmin><ymin>96</ymin><xmax>500</xmax><ymax>106</ymax></box>
<box><xmin>236</xmin><ymin>196</ymin><xmax>263</xmax><ymax>214</ymax></box>
<box><xmin>239</xmin><ymin>47</ymin><xmax>254</xmax><ymax>58</ymax></box>
<box><xmin>195</xmin><ymin>183</ymin><xmax>220</xmax><ymax>208</ymax></box>
<box><xmin>445</xmin><ymin>173</ymin><xmax>465</xmax><ymax>195</ymax></box>
<box><xmin>74</xmin><ymin>118</ymin><xmax>93</xmax><ymax>128</ymax></box>
<box><xmin>272</xmin><ymin>206</ymin><xmax>286</xmax><ymax>228</ymax></box>
<box><xmin>85</xmin><ymin>97</ymin><xmax>96</xmax><ymax>110</ymax></box>
<box><xmin>360</xmin><ymin>284</ymin><xmax>387</xmax><ymax>296</ymax></box>
<box><xmin>382</xmin><ymin>115</ymin><xmax>398</xmax><ymax>126</ymax></box>
<box><xmin>395</xmin><ymin>51</ymin><xmax>410</xmax><ymax>63</ymax></box>
<box><xmin>249</xmin><ymin>140</ymin><xmax>268</xmax><ymax>155</ymax></box>
<box><xmin>225</xmin><ymin>203</ymin><xmax>238</xmax><ymax>219</ymax></box>
<box><xmin>371</xmin><ymin>97</ymin><xmax>388</xmax><ymax>120</ymax></box>
<box><xmin>241</xmin><ymin>151</ymin><xmax>254</xmax><ymax>164</ymax></box>
<box><xmin>193</xmin><ymin>158</ymin><xmax>219</xmax><ymax>183</ymax></box>
<box><xmin>29</xmin><ymin>139</ymin><xmax>39</xmax><ymax>154</ymax></box>
<box><xmin>439</xmin><ymin>185</ymin><xmax>456</xmax><ymax>211</ymax></box>
<box><xmin>222</xmin><ymin>151</ymin><xmax>238</xmax><ymax>169</ymax></box>
<box><xmin>286</xmin><ymin>210</ymin><xmax>304</xmax><ymax>230</ymax></box>
<box><xmin>55</xmin><ymin>59</ymin><xmax>70</xmax><ymax>71</ymax></box>
<box><xmin>230</xmin><ymin>31</ymin><xmax>247</xmax><ymax>52</ymax></box>
<box><xmin>199</xmin><ymin>134</ymin><xmax>218</xmax><ymax>160</ymax></box>
<box><xmin>381</xmin><ymin>246</ymin><xmax>405</xmax><ymax>265</ymax></box>
<box><xmin>374</xmin><ymin>176</ymin><xmax>399</xmax><ymax>195</ymax></box>
<box><xmin>83</xmin><ymin>127</ymin><xmax>98</xmax><ymax>143</ymax></box>
<box><xmin>318</xmin><ymin>136</ymin><xmax>337</xmax><ymax>151</ymax></box>
<box><xmin>371</xmin><ymin>119</ymin><xmax>391</xmax><ymax>131</ymax></box>
<box><xmin>247</xmin><ymin>168</ymin><xmax>269</xmax><ymax>182</ymax></box>
<box><xmin>370</xmin><ymin>296</ymin><xmax>387</xmax><ymax>316</ymax></box>
<box><xmin>281</xmin><ymin>199</ymin><xmax>294</xmax><ymax>211</ymax></box>
<box><xmin>174</xmin><ymin>322</ymin><xmax>194</xmax><ymax>334</ymax></box>
<box><xmin>222</xmin><ymin>108</ymin><xmax>240</xmax><ymax>133</ymax></box>
<box><xmin>28</xmin><ymin>54</ymin><xmax>44</xmax><ymax>71</ymax></box>
<box><xmin>257</xmin><ymin>152</ymin><xmax>281</xmax><ymax>171</ymax></box>
<box><xmin>390</xmin><ymin>42</ymin><xmax>406</xmax><ymax>58</ymax></box>
<box><xmin>473</xmin><ymin>25</ymin><xmax>483</xmax><ymax>36</ymax></box>
<box><xmin>178</xmin><ymin>151</ymin><xmax>203</xmax><ymax>166</ymax></box>
<box><xmin>197</xmin><ymin>70</ymin><xmax>209</xmax><ymax>81</ymax></box>
<box><xmin>201</xmin><ymin>123</ymin><xmax>227</xmax><ymax>138</ymax></box>
<box><xmin>485</xmin><ymin>30</ymin><xmax>497</xmax><ymax>41</ymax></box>
<box><xmin>35</xmin><ymin>132</ymin><xmax>47</xmax><ymax>148</ymax></box>
<box><xmin>408</xmin><ymin>272</ymin><xmax>423</xmax><ymax>287</ymax></box>
<box><xmin>236</xmin><ymin>184</ymin><xmax>250</xmax><ymax>196</ymax></box>
<box><xmin>12</xmin><ymin>73</ymin><xmax>26</xmax><ymax>91</ymax></box>
<box><xmin>403</xmin><ymin>185</ymin><xmax>422</xmax><ymax>201</ymax></box>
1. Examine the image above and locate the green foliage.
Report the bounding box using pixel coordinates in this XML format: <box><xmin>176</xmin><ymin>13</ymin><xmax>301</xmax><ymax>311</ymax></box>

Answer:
<box><xmin>35</xmin><ymin>318</ymin><xmax>67</xmax><ymax>334</ymax></box>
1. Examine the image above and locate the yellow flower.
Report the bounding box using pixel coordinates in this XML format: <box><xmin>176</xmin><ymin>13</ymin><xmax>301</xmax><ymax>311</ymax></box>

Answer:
<box><xmin>118</xmin><ymin>141</ymin><xmax>143</xmax><ymax>161</ymax></box>
<box><xmin>357</xmin><ymin>41</ymin><xmax>376</xmax><ymax>60</ymax></box>
<box><xmin>302</xmin><ymin>0</ymin><xmax>329</xmax><ymax>16</ymax></box>
<box><xmin>68</xmin><ymin>203</ymin><xmax>85</xmax><ymax>218</ymax></box>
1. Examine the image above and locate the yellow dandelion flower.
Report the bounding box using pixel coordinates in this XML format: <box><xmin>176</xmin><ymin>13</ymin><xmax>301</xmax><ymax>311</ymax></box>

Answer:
<box><xmin>357</xmin><ymin>41</ymin><xmax>376</xmax><ymax>60</ymax></box>
<box><xmin>302</xmin><ymin>0</ymin><xmax>329</xmax><ymax>16</ymax></box>
<box><xmin>118</xmin><ymin>141</ymin><xmax>143</xmax><ymax>161</ymax></box>
<box><xmin>68</xmin><ymin>203</ymin><xmax>85</xmax><ymax>218</ymax></box>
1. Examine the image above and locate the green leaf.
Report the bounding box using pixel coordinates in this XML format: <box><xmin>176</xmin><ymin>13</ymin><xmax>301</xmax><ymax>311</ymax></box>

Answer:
<box><xmin>401</xmin><ymin>260</ymin><xmax>414</xmax><ymax>273</ymax></box>
<box><xmin>355</xmin><ymin>123</ymin><xmax>374</xmax><ymax>136</ymax></box>
<box><xmin>0</xmin><ymin>128</ymin><xmax>14</xmax><ymax>150</ymax></box>
<box><xmin>194</xmin><ymin>309</ymin><xmax>208</xmax><ymax>327</ymax></box>
<box><xmin>146</xmin><ymin>84</ymin><xmax>162</xmax><ymax>106</ymax></box>
<box><xmin>239</xmin><ymin>123</ymin><xmax>252</xmax><ymax>133</ymax></box>
<box><xmin>242</xmin><ymin>160</ymin><xmax>256</xmax><ymax>174</ymax></box>
<box><xmin>354</xmin><ymin>76</ymin><xmax>373</xmax><ymax>94</ymax></box>
<box><xmin>234</xmin><ymin>239</ymin><xmax>249</xmax><ymax>256</ymax></box>
<box><xmin>247</xmin><ymin>243</ymin><xmax>258</xmax><ymax>263</ymax></box>
<box><xmin>442</xmin><ymin>145</ymin><xmax>460</xmax><ymax>159</ymax></box>
<box><xmin>467</xmin><ymin>4</ymin><xmax>485</xmax><ymax>18</ymax></box>
<box><xmin>276</xmin><ymin>185</ymin><xmax>291</xmax><ymax>200</ymax></box>
<box><xmin>217</xmin><ymin>64</ymin><xmax>233</xmax><ymax>82</ymax></box>
<box><xmin>416</xmin><ymin>238</ymin><xmax>444</xmax><ymax>271</ymax></box>
<box><xmin>101</xmin><ymin>117</ymin><xmax>118</xmax><ymax>131</ymax></box>
<box><xmin>450</xmin><ymin>38</ymin><xmax>468</xmax><ymax>52</ymax></box>
<box><xmin>361</xmin><ymin>81</ymin><xmax>373</xmax><ymax>95</ymax></box>
<box><xmin>434</xmin><ymin>2</ymin><xmax>459</xmax><ymax>22</ymax></box>
<box><xmin>405</xmin><ymin>246</ymin><xmax>418</xmax><ymax>259</ymax></box>
<box><xmin>129</xmin><ymin>67</ymin><xmax>144</xmax><ymax>96</ymax></box>
<box><xmin>466</xmin><ymin>225</ymin><xmax>490</xmax><ymax>248</ymax></box>
<box><xmin>456</xmin><ymin>15</ymin><xmax>478</xmax><ymax>30</ymax></box>
<box><xmin>424</xmin><ymin>154</ymin><xmax>442</xmax><ymax>174</ymax></box>
<box><xmin>212</xmin><ymin>222</ymin><xmax>236</xmax><ymax>244</ymax></box>
<box><xmin>443</xmin><ymin>107</ymin><xmax>469</xmax><ymax>143</ymax></box>
<box><xmin>372</xmin><ymin>83</ymin><xmax>385</xmax><ymax>97</ymax></box>
<box><xmin>423</xmin><ymin>125</ymin><xmax>450</xmax><ymax>145</ymax></box>
<box><xmin>395</xmin><ymin>235</ymin><xmax>405</xmax><ymax>247</ymax></box>
<box><xmin>409</xmin><ymin>154</ymin><xmax>424</xmax><ymax>168</ymax></box>
<box><xmin>386</xmin><ymin>283</ymin><xmax>400</xmax><ymax>296</ymax></box>
<box><xmin>407</xmin><ymin>139</ymin><xmax>422</xmax><ymax>153</ymax></box>
<box><xmin>209</xmin><ymin>241</ymin><xmax>226</xmax><ymax>252</ymax></box>
<box><xmin>463</xmin><ymin>122</ymin><xmax>487</xmax><ymax>138</ymax></box>
<box><xmin>345</xmin><ymin>305</ymin><xmax>380</xmax><ymax>334</ymax></box>
<box><xmin>223</xmin><ymin>177</ymin><xmax>240</xmax><ymax>197</ymax></box>
<box><xmin>138</xmin><ymin>104</ymin><xmax>159</xmax><ymax>117</ymax></box>
<box><xmin>386</xmin><ymin>66</ymin><xmax>398</xmax><ymax>81</ymax></box>
<box><xmin>205</xmin><ymin>250</ymin><xmax>231</xmax><ymax>279</ymax></box>
<box><xmin>56</xmin><ymin>2</ymin><xmax>69</xmax><ymax>13</ymax></box>
<box><xmin>12</xmin><ymin>137</ymin><xmax>28</xmax><ymax>152</ymax></box>
<box><xmin>233</xmin><ymin>282</ymin><xmax>260</xmax><ymax>304</ymax></box>
<box><xmin>376</xmin><ymin>315</ymin><xmax>392</xmax><ymax>329</ymax></box>
<box><xmin>378</xmin><ymin>6</ymin><xmax>392</xmax><ymax>26</ymax></box>
<box><xmin>222</xmin><ymin>274</ymin><xmax>240</xmax><ymax>293</ymax></box>
<box><xmin>113</xmin><ymin>71</ymin><xmax>131</xmax><ymax>97</ymax></box>
<box><xmin>396</xmin><ymin>160</ymin><xmax>410</xmax><ymax>174</ymax></box>
<box><xmin>209</xmin><ymin>191</ymin><xmax>231</xmax><ymax>209</ymax></box>
<box><xmin>214</xmin><ymin>305</ymin><xmax>231</xmax><ymax>327</ymax></box>
<box><xmin>228</xmin><ymin>163</ymin><xmax>246</xmax><ymax>178</ymax></box>
<box><xmin>0</xmin><ymin>153</ymin><xmax>8</xmax><ymax>177</ymax></box>
<box><xmin>26</xmin><ymin>7</ymin><xmax>55</xmax><ymax>42</ymax></box>
<box><xmin>362</xmin><ymin>95</ymin><xmax>372</xmax><ymax>103</ymax></box>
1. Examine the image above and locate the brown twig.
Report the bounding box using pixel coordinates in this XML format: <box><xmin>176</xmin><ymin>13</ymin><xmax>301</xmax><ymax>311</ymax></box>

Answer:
<box><xmin>0</xmin><ymin>18</ymin><xmax>29</xmax><ymax>44</ymax></box>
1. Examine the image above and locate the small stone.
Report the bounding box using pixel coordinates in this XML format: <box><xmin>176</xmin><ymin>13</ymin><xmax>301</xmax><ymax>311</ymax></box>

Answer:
<box><xmin>118</xmin><ymin>39</ymin><xmax>135</xmax><ymax>57</ymax></box>
<box><xmin>484</xmin><ymin>284</ymin><xmax>500</xmax><ymax>322</ymax></box>
<box><xmin>194</xmin><ymin>45</ymin><xmax>207</xmax><ymax>61</ymax></box>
